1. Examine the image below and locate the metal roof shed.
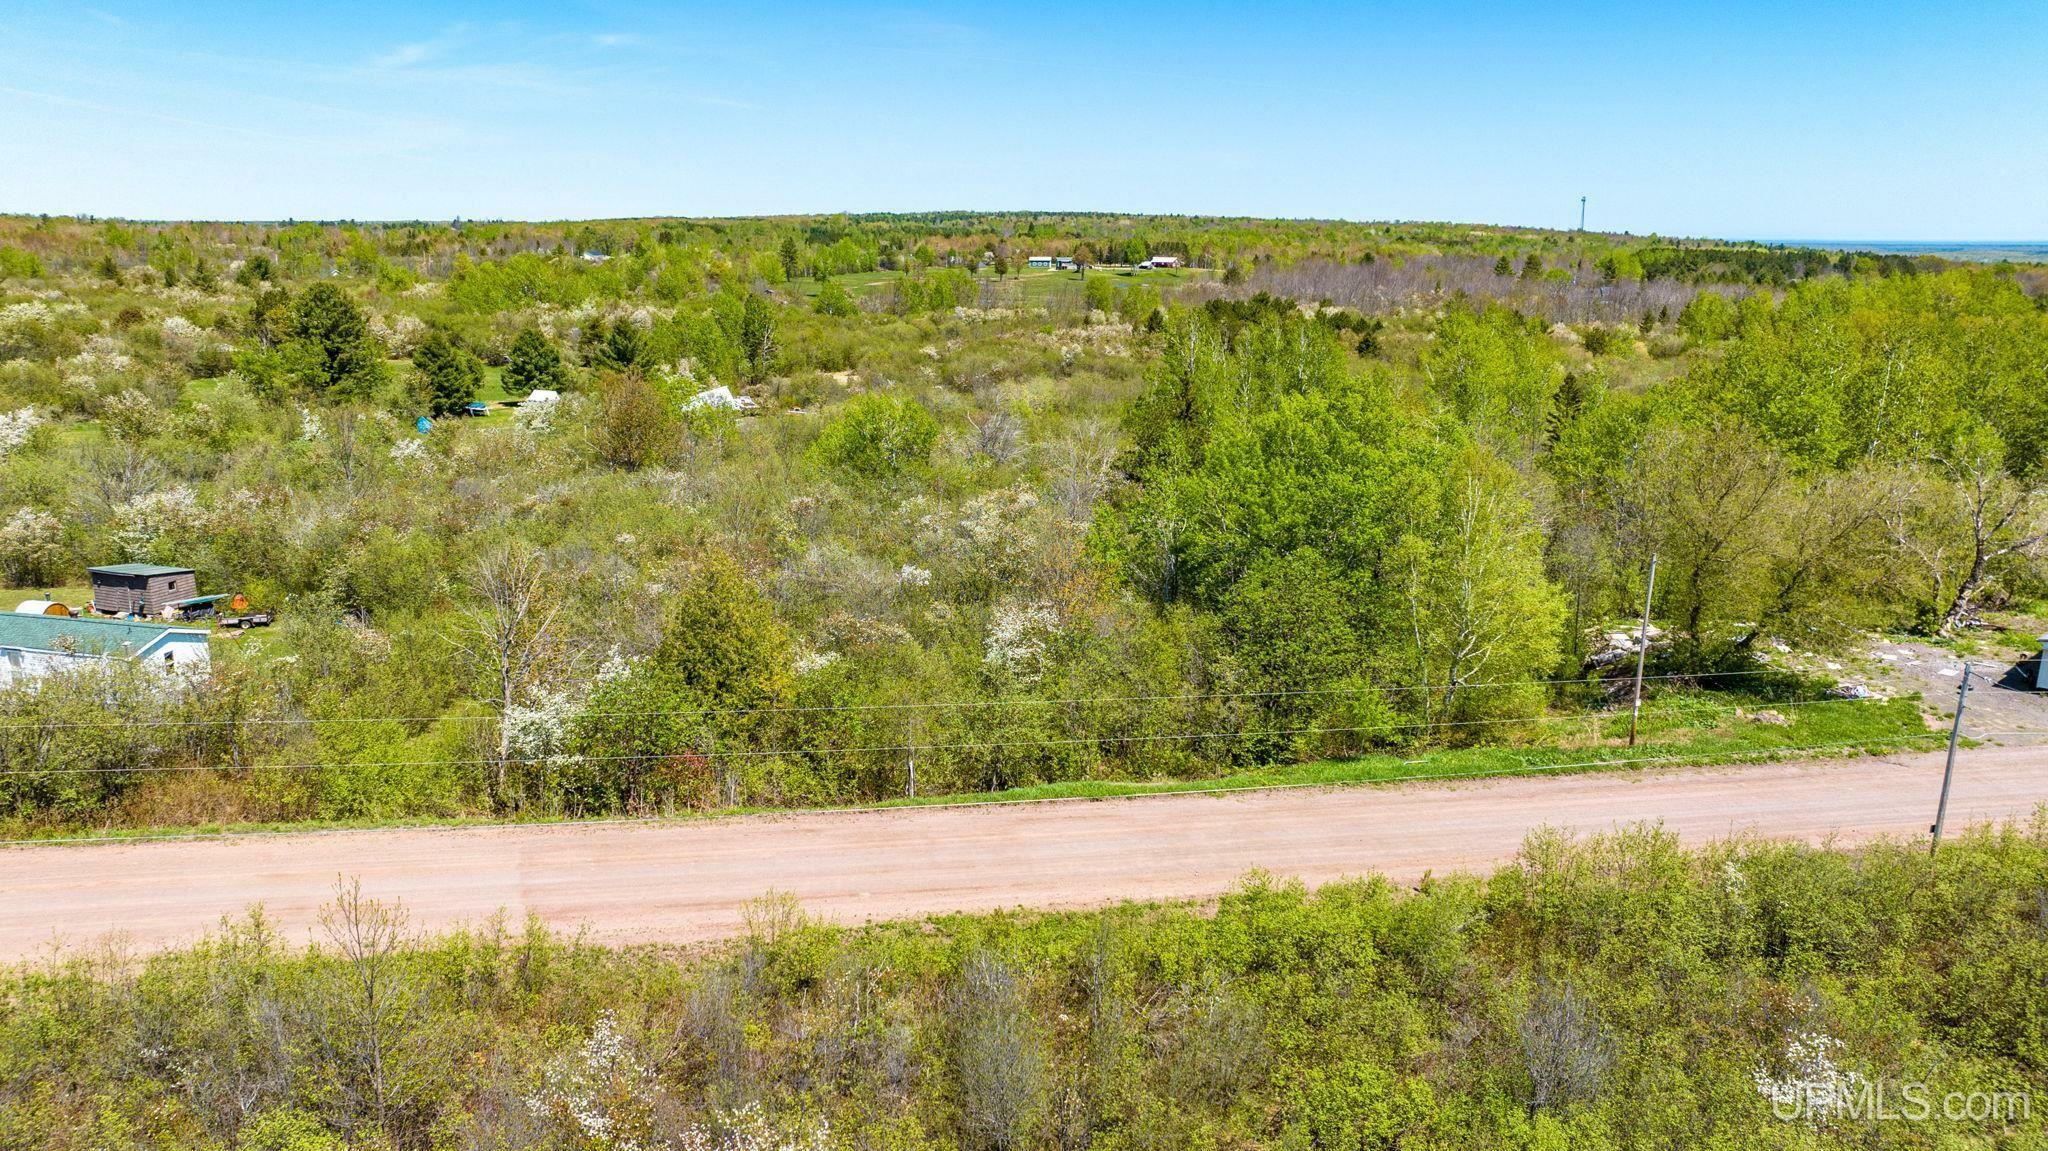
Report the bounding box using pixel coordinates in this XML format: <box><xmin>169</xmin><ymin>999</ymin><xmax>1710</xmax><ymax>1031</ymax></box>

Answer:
<box><xmin>88</xmin><ymin>564</ymin><xmax>198</xmax><ymax>617</ymax></box>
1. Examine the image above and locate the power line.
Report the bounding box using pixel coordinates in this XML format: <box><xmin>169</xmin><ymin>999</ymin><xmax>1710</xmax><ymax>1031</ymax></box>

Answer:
<box><xmin>0</xmin><ymin>731</ymin><xmax>1972</xmax><ymax>849</ymax></box>
<box><xmin>0</xmin><ymin>668</ymin><xmax>1860</xmax><ymax>733</ymax></box>
<box><xmin>0</xmin><ymin>697</ymin><xmax>1935</xmax><ymax>779</ymax></box>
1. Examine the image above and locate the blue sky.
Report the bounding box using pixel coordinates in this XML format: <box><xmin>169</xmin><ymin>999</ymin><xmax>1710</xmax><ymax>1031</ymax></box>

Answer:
<box><xmin>1</xmin><ymin>2</ymin><xmax>2042</xmax><ymax>239</ymax></box>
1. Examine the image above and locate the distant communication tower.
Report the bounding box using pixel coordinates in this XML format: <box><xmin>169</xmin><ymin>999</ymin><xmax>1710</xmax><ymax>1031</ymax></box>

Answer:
<box><xmin>1578</xmin><ymin>196</ymin><xmax>1587</xmax><ymax>231</ymax></box>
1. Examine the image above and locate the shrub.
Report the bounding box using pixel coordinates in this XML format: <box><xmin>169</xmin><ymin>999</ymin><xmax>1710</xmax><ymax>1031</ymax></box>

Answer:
<box><xmin>807</xmin><ymin>392</ymin><xmax>937</xmax><ymax>479</ymax></box>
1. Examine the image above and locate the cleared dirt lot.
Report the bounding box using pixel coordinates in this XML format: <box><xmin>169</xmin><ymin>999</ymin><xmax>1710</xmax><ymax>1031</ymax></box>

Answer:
<box><xmin>3</xmin><ymin>745</ymin><xmax>2044</xmax><ymax>964</ymax></box>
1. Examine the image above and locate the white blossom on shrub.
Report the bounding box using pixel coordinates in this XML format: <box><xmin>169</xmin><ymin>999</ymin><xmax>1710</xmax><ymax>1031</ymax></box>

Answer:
<box><xmin>793</xmin><ymin>648</ymin><xmax>841</xmax><ymax>676</ymax></box>
<box><xmin>922</xmin><ymin>486</ymin><xmax>1040</xmax><ymax>578</ymax></box>
<box><xmin>99</xmin><ymin>388</ymin><xmax>165</xmax><ymax>441</ymax></box>
<box><xmin>592</xmin><ymin>647</ymin><xmax>632</xmax><ymax>684</ymax></box>
<box><xmin>0</xmin><ymin>407</ymin><xmax>44</xmax><ymax>458</ymax></box>
<box><xmin>524</xmin><ymin>1012</ymin><xmax>656</xmax><ymax>1150</ymax></box>
<box><xmin>389</xmin><ymin>437</ymin><xmax>427</xmax><ymax>465</ymax></box>
<box><xmin>63</xmin><ymin>341</ymin><xmax>135</xmax><ymax>385</ymax></box>
<box><xmin>159</xmin><ymin>314</ymin><xmax>203</xmax><ymax>359</ymax></box>
<box><xmin>0</xmin><ymin>300</ymin><xmax>55</xmax><ymax>334</ymax></box>
<box><xmin>515</xmin><ymin>391</ymin><xmax>559</xmax><ymax>433</ymax></box>
<box><xmin>367</xmin><ymin>311</ymin><xmax>427</xmax><ymax>354</ymax></box>
<box><xmin>984</xmin><ymin>600</ymin><xmax>1060</xmax><ymax>680</ymax></box>
<box><xmin>0</xmin><ymin>507</ymin><xmax>64</xmax><ymax>585</ymax></box>
<box><xmin>897</xmin><ymin>563</ymin><xmax>933</xmax><ymax>589</ymax></box>
<box><xmin>0</xmin><ymin>301</ymin><xmax>80</xmax><ymax>355</ymax></box>
<box><xmin>1753</xmin><ymin>1030</ymin><xmax>1861</xmax><ymax>1124</ymax></box>
<box><xmin>676</xmin><ymin>1103</ymin><xmax>832</xmax><ymax>1151</ymax></box>
<box><xmin>297</xmin><ymin>407</ymin><xmax>323</xmax><ymax>442</ymax></box>
<box><xmin>504</xmin><ymin>689</ymin><xmax>580</xmax><ymax>766</ymax></box>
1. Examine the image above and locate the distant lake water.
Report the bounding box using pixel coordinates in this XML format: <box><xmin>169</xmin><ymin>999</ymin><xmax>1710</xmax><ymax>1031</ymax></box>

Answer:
<box><xmin>1777</xmin><ymin>240</ymin><xmax>2048</xmax><ymax>263</ymax></box>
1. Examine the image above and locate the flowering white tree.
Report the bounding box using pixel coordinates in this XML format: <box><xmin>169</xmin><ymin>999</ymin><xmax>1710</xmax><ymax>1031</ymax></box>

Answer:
<box><xmin>502</xmin><ymin>688</ymin><xmax>580</xmax><ymax>768</ymax></box>
<box><xmin>367</xmin><ymin>311</ymin><xmax>427</xmax><ymax>355</ymax></box>
<box><xmin>112</xmin><ymin>485</ymin><xmax>204</xmax><ymax>562</ymax></box>
<box><xmin>984</xmin><ymin>600</ymin><xmax>1060</xmax><ymax>682</ymax></box>
<box><xmin>0</xmin><ymin>507</ymin><xmax>64</xmax><ymax>585</ymax></box>
<box><xmin>449</xmin><ymin>545</ymin><xmax>571</xmax><ymax>809</ymax></box>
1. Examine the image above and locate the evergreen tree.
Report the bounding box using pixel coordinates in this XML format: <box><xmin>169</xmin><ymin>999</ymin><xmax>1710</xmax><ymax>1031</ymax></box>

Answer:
<box><xmin>584</xmin><ymin>319</ymin><xmax>644</xmax><ymax>373</ymax></box>
<box><xmin>1546</xmin><ymin>371</ymin><xmax>1589</xmax><ymax>445</ymax></box>
<box><xmin>779</xmin><ymin>236</ymin><xmax>802</xmax><ymax>281</ymax></box>
<box><xmin>1494</xmin><ymin>255</ymin><xmax>1514</xmax><ymax>276</ymax></box>
<box><xmin>411</xmin><ymin>328</ymin><xmax>483</xmax><ymax>416</ymax></box>
<box><xmin>814</xmin><ymin>278</ymin><xmax>857</xmax><ymax>317</ymax></box>
<box><xmin>503</xmin><ymin>328</ymin><xmax>567</xmax><ymax>396</ymax></box>
<box><xmin>737</xmin><ymin>293</ymin><xmax>776</xmax><ymax>380</ymax></box>
<box><xmin>1520</xmin><ymin>253</ymin><xmax>1543</xmax><ymax>279</ymax></box>
<box><xmin>284</xmin><ymin>283</ymin><xmax>386</xmax><ymax>400</ymax></box>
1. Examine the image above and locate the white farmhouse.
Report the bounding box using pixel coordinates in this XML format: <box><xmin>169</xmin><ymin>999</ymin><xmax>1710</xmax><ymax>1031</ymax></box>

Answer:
<box><xmin>0</xmin><ymin>613</ymin><xmax>210</xmax><ymax>685</ymax></box>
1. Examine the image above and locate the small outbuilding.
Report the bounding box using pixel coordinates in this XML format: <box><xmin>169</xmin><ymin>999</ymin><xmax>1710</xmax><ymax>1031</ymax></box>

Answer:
<box><xmin>13</xmin><ymin>600</ymin><xmax>71</xmax><ymax>617</ymax></box>
<box><xmin>88</xmin><ymin>564</ymin><xmax>199</xmax><ymax>618</ymax></box>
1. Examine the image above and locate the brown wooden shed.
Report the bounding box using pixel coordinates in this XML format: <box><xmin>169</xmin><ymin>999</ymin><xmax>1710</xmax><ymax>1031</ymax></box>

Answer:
<box><xmin>88</xmin><ymin>564</ymin><xmax>198</xmax><ymax>618</ymax></box>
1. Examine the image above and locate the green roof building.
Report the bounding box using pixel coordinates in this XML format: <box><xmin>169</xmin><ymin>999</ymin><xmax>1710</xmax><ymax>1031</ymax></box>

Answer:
<box><xmin>0</xmin><ymin>613</ymin><xmax>210</xmax><ymax>684</ymax></box>
<box><xmin>87</xmin><ymin>564</ymin><xmax>199</xmax><ymax>617</ymax></box>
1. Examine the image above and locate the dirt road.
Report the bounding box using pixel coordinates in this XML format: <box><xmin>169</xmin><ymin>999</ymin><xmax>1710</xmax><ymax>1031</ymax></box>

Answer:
<box><xmin>4</xmin><ymin>746</ymin><xmax>2044</xmax><ymax>964</ymax></box>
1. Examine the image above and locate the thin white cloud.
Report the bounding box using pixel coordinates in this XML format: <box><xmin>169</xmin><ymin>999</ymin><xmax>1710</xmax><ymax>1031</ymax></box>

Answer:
<box><xmin>371</xmin><ymin>40</ymin><xmax>442</xmax><ymax>69</ymax></box>
<box><xmin>0</xmin><ymin>83</ymin><xmax>315</xmax><ymax>146</ymax></box>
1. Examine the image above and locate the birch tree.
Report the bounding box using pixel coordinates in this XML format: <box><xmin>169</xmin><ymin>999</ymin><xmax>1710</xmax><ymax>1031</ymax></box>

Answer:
<box><xmin>448</xmin><ymin>545</ymin><xmax>569</xmax><ymax>809</ymax></box>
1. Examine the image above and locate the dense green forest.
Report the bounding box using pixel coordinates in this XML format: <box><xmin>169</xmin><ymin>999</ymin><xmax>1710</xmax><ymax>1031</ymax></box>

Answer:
<box><xmin>5</xmin><ymin>825</ymin><xmax>2045</xmax><ymax>1148</ymax></box>
<box><xmin>0</xmin><ymin>212</ymin><xmax>2044</xmax><ymax>835</ymax></box>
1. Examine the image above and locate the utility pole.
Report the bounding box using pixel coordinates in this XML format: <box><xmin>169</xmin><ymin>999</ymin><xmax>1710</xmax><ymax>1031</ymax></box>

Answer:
<box><xmin>1627</xmin><ymin>555</ymin><xmax>1659</xmax><ymax>748</ymax></box>
<box><xmin>1929</xmin><ymin>664</ymin><xmax>1972</xmax><ymax>857</ymax></box>
<box><xmin>1578</xmin><ymin>196</ymin><xmax>1587</xmax><ymax>232</ymax></box>
<box><xmin>906</xmin><ymin>709</ymin><xmax>921</xmax><ymax>799</ymax></box>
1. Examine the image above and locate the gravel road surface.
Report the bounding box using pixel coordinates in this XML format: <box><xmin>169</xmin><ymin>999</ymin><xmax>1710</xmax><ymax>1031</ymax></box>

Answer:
<box><xmin>3</xmin><ymin>746</ymin><xmax>2043</xmax><ymax>963</ymax></box>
